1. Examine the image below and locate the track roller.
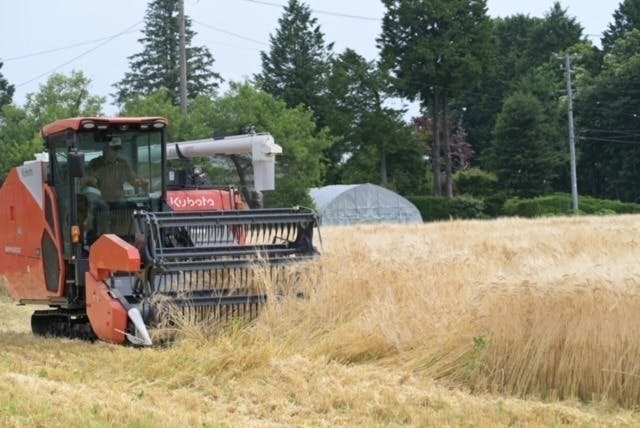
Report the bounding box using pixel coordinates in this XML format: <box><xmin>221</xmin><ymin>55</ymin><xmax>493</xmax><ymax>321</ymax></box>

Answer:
<box><xmin>31</xmin><ymin>310</ymin><xmax>97</xmax><ymax>341</ymax></box>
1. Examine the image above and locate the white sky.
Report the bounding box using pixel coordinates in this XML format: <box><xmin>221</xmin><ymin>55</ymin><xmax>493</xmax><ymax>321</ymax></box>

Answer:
<box><xmin>0</xmin><ymin>0</ymin><xmax>621</xmax><ymax>114</ymax></box>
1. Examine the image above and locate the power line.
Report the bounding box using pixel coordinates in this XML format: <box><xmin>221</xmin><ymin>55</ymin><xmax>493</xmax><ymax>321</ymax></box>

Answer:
<box><xmin>239</xmin><ymin>0</ymin><xmax>380</xmax><ymax>22</ymax></box>
<box><xmin>579</xmin><ymin>136</ymin><xmax>640</xmax><ymax>145</ymax></box>
<box><xmin>2</xmin><ymin>28</ymin><xmax>140</xmax><ymax>62</ymax></box>
<box><xmin>582</xmin><ymin>128</ymin><xmax>640</xmax><ymax>136</ymax></box>
<box><xmin>580</xmin><ymin>138</ymin><xmax>640</xmax><ymax>145</ymax></box>
<box><xmin>192</xmin><ymin>19</ymin><xmax>268</xmax><ymax>46</ymax></box>
<box><xmin>575</xmin><ymin>105</ymin><xmax>640</xmax><ymax>119</ymax></box>
<box><xmin>15</xmin><ymin>21</ymin><xmax>142</xmax><ymax>89</ymax></box>
<box><xmin>4</xmin><ymin>18</ymin><xmax>270</xmax><ymax>63</ymax></box>
<box><xmin>192</xmin><ymin>37</ymin><xmax>262</xmax><ymax>53</ymax></box>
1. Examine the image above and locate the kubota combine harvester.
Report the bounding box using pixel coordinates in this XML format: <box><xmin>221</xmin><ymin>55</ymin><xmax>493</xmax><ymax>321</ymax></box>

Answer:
<box><xmin>0</xmin><ymin>117</ymin><xmax>318</xmax><ymax>345</ymax></box>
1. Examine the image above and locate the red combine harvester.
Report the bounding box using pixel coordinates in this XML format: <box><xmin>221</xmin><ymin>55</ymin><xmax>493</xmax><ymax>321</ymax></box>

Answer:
<box><xmin>0</xmin><ymin>117</ymin><xmax>318</xmax><ymax>345</ymax></box>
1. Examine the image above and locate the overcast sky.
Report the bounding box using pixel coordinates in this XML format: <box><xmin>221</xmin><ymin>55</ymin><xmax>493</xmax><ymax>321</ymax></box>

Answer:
<box><xmin>0</xmin><ymin>0</ymin><xmax>622</xmax><ymax>114</ymax></box>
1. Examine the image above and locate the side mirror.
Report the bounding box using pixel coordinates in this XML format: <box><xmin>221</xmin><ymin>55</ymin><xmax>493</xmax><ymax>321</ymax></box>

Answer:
<box><xmin>68</xmin><ymin>151</ymin><xmax>85</xmax><ymax>178</ymax></box>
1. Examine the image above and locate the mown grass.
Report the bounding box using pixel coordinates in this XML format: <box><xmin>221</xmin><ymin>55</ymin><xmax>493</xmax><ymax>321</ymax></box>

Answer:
<box><xmin>1</xmin><ymin>215</ymin><xmax>640</xmax><ymax>426</ymax></box>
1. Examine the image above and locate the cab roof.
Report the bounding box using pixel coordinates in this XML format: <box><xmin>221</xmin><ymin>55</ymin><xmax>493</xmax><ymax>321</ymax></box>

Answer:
<box><xmin>40</xmin><ymin>117</ymin><xmax>169</xmax><ymax>138</ymax></box>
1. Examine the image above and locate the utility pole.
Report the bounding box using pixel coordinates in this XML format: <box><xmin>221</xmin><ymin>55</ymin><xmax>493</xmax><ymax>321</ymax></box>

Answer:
<box><xmin>178</xmin><ymin>0</ymin><xmax>188</xmax><ymax>114</ymax></box>
<box><xmin>564</xmin><ymin>54</ymin><xmax>578</xmax><ymax>214</ymax></box>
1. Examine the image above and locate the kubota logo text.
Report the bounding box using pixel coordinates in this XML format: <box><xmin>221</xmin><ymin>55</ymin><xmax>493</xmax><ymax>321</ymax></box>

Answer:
<box><xmin>169</xmin><ymin>195</ymin><xmax>216</xmax><ymax>209</ymax></box>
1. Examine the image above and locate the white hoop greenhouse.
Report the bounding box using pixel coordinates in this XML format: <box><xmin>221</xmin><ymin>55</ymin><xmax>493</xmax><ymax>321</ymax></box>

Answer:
<box><xmin>309</xmin><ymin>183</ymin><xmax>423</xmax><ymax>226</ymax></box>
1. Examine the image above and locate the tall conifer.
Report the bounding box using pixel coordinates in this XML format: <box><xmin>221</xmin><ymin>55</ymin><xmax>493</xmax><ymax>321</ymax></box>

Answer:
<box><xmin>602</xmin><ymin>0</ymin><xmax>640</xmax><ymax>53</ymax></box>
<box><xmin>114</xmin><ymin>0</ymin><xmax>221</xmax><ymax>106</ymax></box>
<box><xmin>256</xmin><ymin>0</ymin><xmax>332</xmax><ymax>126</ymax></box>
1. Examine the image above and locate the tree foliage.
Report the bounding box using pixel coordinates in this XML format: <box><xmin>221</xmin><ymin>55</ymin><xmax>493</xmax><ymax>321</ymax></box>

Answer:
<box><xmin>0</xmin><ymin>71</ymin><xmax>105</xmax><ymax>181</ymax></box>
<box><xmin>379</xmin><ymin>0</ymin><xmax>491</xmax><ymax>196</ymax></box>
<box><xmin>256</xmin><ymin>0</ymin><xmax>332</xmax><ymax>125</ymax></box>
<box><xmin>379</xmin><ymin>0</ymin><xmax>491</xmax><ymax>101</ymax></box>
<box><xmin>530</xmin><ymin>3</ymin><xmax>583</xmax><ymax>65</ymax></box>
<box><xmin>0</xmin><ymin>105</ymin><xmax>40</xmax><ymax>181</ymax></box>
<box><xmin>209</xmin><ymin>83</ymin><xmax>331</xmax><ymax>207</ymax></box>
<box><xmin>120</xmin><ymin>88</ymin><xmax>199</xmax><ymax>141</ymax></box>
<box><xmin>576</xmin><ymin>29</ymin><xmax>640</xmax><ymax>201</ymax></box>
<box><xmin>460</xmin><ymin>3</ymin><xmax>583</xmax><ymax>163</ymax></box>
<box><xmin>454</xmin><ymin>168</ymin><xmax>497</xmax><ymax>197</ymax></box>
<box><xmin>602</xmin><ymin>0</ymin><xmax>640</xmax><ymax>53</ymax></box>
<box><xmin>0</xmin><ymin>62</ymin><xmax>14</xmax><ymax>110</ymax></box>
<box><xmin>413</xmin><ymin>115</ymin><xmax>474</xmax><ymax>195</ymax></box>
<box><xmin>113</xmin><ymin>0</ymin><xmax>221</xmax><ymax>106</ymax></box>
<box><xmin>485</xmin><ymin>92</ymin><xmax>564</xmax><ymax>197</ymax></box>
<box><xmin>25</xmin><ymin>71</ymin><xmax>104</xmax><ymax>128</ymax></box>
<box><xmin>324</xmin><ymin>49</ymin><xmax>425</xmax><ymax>194</ymax></box>
<box><xmin>0</xmin><ymin>71</ymin><xmax>104</xmax><ymax>181</ymax></box>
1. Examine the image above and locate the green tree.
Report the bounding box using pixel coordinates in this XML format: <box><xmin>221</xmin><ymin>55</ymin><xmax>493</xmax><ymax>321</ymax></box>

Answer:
<box><xmin>324</xmin><ymin>49</ymin><xmax>424</xmax><ymax>193</ymax></box>
<box><xmin>529</xmin><ymin>3</ymin><xmax>583</xmax><ymax>65</ymax></box>
<box><xmin>576</xmin><ymin>29</ymin><xmax>640</xmax><ymax>201</ymax></box>
<box><xmin>256</xmin><ymin>0</ymin><xmax>333</xmax><ymax>126</ymax></box>
<box><xmin>120</xmin><ymin>89</ymin><xmax>187</xmax><ymax>141</ymax></box>
<box><xmin>460</xmin><ymin>3</ymin><xmax>583</xmax><ymax>165</ymax></box>
<box><xmin>602</xmin><ymin>0</ymin><xmax>640</xmax><ymax>53</ymax></box>
<box><xmin>379</xmin><ymin>0</ymin><xmax>491</xmax><ymax>197</ymax></box>
<box><xmin>0</xmin><ymin>71</ymin><xmax>105</xmax><ymax>181</ymax></box>
<box><xmin>113</xmin><ymin>0</ymin><xmax>221</xmax><ymax>106</ymax></box>
<box><xmin>24</xmin><ymin>71</ymin><xmax>104</xmax><ymax>128</ymax></box>
<box><xmin>486</xmin><ymin>92</ymin><xmax>564</xmax><ymax>197</ymax></box>
<box><xmin>123</xmin><ymin>89</ymin><xmax>220</xmax><ymax>144</ymax></box>
<box><xmin>0</xmin><ymin>105</ymin><xmax>40</xmax><ymax>181</ymax></box>
<box><xmin>0</xmin><ymin>62</ymin><xmax>14</xmax><ymax>110</ymax></box>
<box><xmin>210</xmin><ymin>83</ymin><xmax>331</xmax><ymax>207</ymax></box>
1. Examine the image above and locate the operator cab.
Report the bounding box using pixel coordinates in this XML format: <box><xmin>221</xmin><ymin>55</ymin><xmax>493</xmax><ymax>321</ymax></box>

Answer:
<box><xmin>43</xmin><ymin>117</ymin><xmax>167</xmax><ymax>257</ymax></box>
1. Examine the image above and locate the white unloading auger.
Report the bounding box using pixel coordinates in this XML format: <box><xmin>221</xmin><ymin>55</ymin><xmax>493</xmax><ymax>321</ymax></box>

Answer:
<box><xmin>167</xmin><ymin>133</ymin><xmax>283</xmax><ymax>192</ymax></box>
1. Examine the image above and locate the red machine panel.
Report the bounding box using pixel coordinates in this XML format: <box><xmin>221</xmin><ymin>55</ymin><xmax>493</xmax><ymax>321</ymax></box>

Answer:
<box><xmin>0</xmin><ymin>163</ymin><xmax>65</xmax><ymax>302</ymax></box>
<box><xmin>85</xmin><ymin>273</ymin><xmax>127</xmax><ymax>344</ymax></box>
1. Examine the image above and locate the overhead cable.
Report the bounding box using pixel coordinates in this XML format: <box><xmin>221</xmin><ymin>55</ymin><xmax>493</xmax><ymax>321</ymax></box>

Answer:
<box><xmin>193</xmin><ymin>19</ymin><xmax>268</xmax><ymax>46</ymax></box>
<box><xmin>16</xmin><ymin>21</ymin><xmax>142</xmax><ymax>88</ymax></box>
<box><xmin>3</xmin><ymin>29</ymin><xmax>140</xmax><ymax>62</ymax></box>
<box><xmin>240</xmin><ymin>0</ymin><xmax>380</xmax><ymax>22</ymax></box>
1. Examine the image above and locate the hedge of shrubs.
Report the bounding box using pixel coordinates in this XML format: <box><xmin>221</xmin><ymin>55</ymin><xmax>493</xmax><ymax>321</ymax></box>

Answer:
<box><xmin>407</xmin><ymin>195</ymin><xmax>486</xmax><ymax>222</ymax></box>
<box><xmin>407</xmin><ymin>193</ymin><xmax>640</xmax><ymax>222</ymax></box>
<box><xmin>453</xmin><ymin>168</ymin><xmax>498</xmax><ymax>197</ymax></box>
<box><xmin>502</xmin><ymin>193</ymin><xmax>640</xmax><ymax>217</ymax></box>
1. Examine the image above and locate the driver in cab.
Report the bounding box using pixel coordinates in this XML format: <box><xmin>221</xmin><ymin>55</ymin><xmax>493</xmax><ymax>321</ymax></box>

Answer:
<box><xmin>83</xmin><ymin>137</ymin><xmax>145</xmax><ymax>202</ymax></box>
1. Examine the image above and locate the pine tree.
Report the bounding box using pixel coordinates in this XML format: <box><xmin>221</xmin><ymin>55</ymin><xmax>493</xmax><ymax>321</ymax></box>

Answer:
<box><xmin>379</xmin><ymin>0</ymin><xmax>492</xmax><ymax>196</ymax></box>
<box><xmin>113</xmin><ymin>0</ymin><xmax>221</xmax><ymax>106</ymax></box>
<box><xmin>486</xmin><ymin>92</ymin><xmax>563</xmax><ymax>197</ymax></box>
<box><xmin>602</xmin><ymin>0</ymin><xmax>640</xmax><ymax>53</ymax></box>
<box><xmin>0</xmin><ymin>62</ymin><xmax>15</xmax><ymax>110</ymax></box>
<box><xmin>256</xmin><ymin>0</ymin><xmax>332</xmax><ymax>126</ymax></box>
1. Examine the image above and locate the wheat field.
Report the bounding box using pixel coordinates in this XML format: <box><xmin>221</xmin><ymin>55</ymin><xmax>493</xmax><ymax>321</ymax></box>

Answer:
<box><xmin>1</xmin><ymin>215</ymin><xmax>640</xmax><ymax>426</ymax></box>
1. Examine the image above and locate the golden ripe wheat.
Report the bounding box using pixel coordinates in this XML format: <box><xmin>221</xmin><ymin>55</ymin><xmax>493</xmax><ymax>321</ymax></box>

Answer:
<box><xmin>0</xmin><ymin>215</ymin><xmax>639</xmax><ymax>427</ymax></box>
